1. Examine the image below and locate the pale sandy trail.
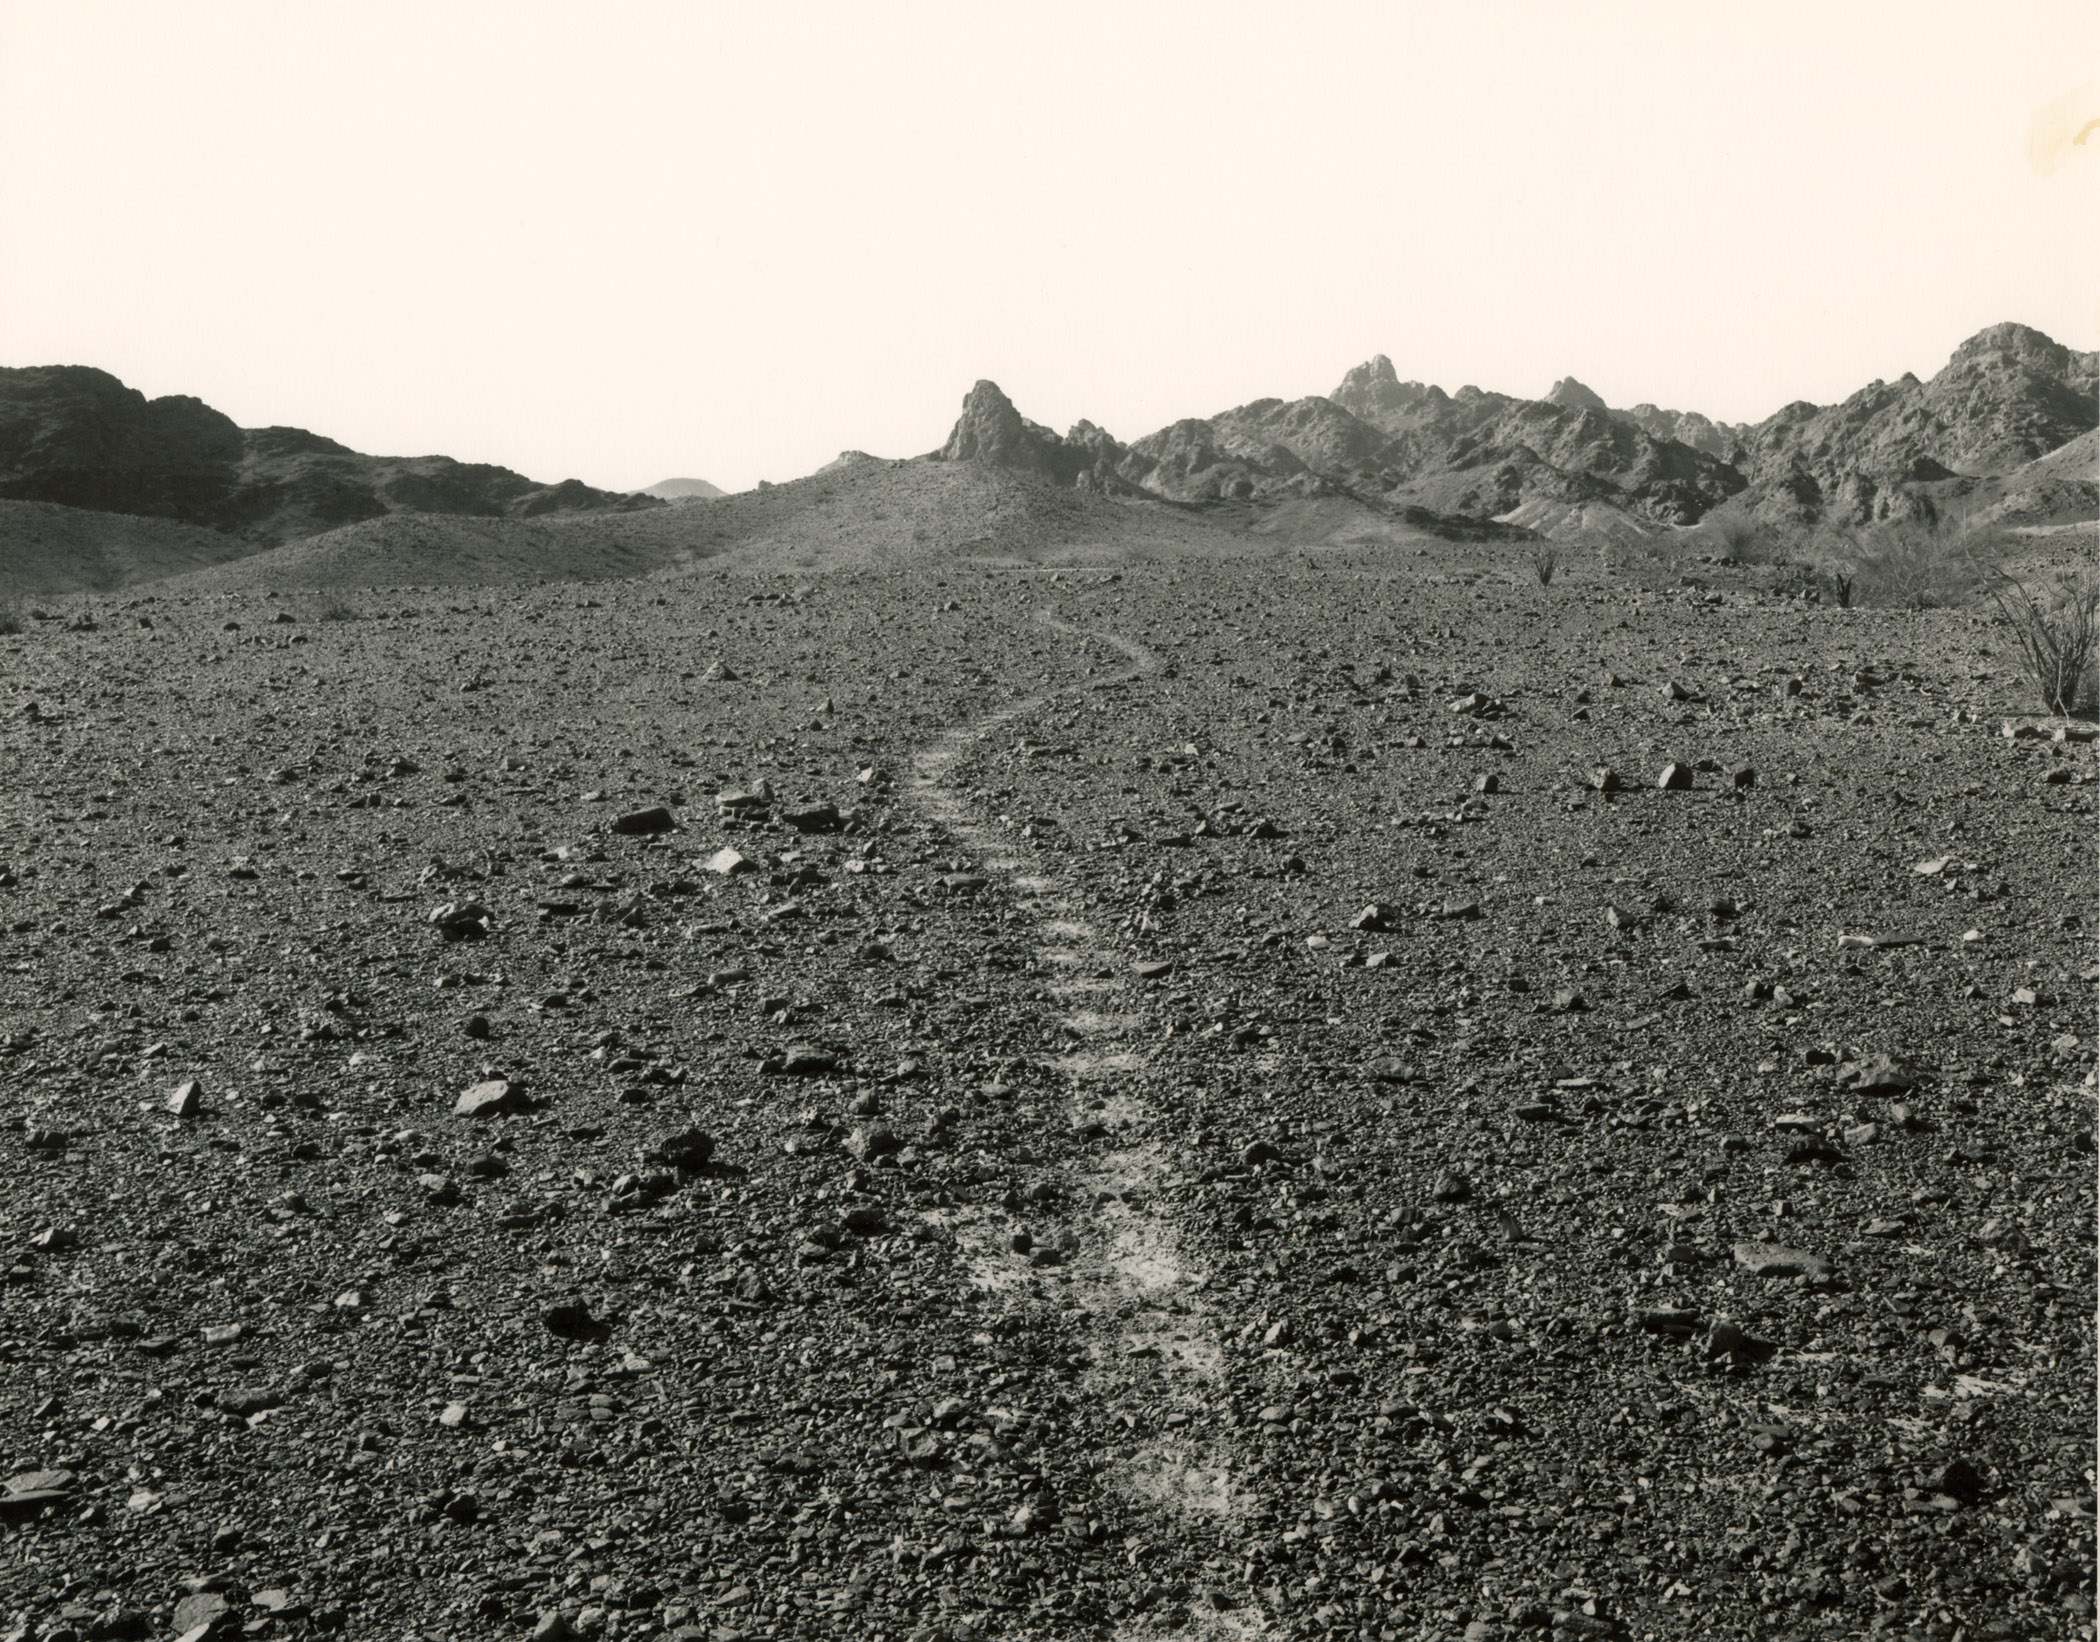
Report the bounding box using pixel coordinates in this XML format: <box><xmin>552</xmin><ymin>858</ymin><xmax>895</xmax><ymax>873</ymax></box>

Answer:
<box><xmin>905</xmin><ymin>606</ymin><xmax>1263</xmax><ymax>1638</ymax></box>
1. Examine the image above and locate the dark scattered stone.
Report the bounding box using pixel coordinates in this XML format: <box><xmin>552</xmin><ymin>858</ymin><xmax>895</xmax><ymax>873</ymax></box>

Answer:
<box><xmin>1431</xmin><ymin>1170</ymin><xmax>1472</xmax><ymax>1203</ymax></box>
<box><xmin>644</xmin><ymin>1126</ymin><xmax>715</xmax><ymax>1169</ymax></box>
<box><xmin>1732</xmin><ymin>1241</ymin><xmax>1835</xmax><ymax>1281</ymax></box>
<box><xmin>610</xmin><ymin>804</ymin><xmax>676</xmax><ymax>836</ymax></box>
<box><xmin>542</xmin><ymin>1299</ymin><xmax>609</xmax><ymax>1340</ymax></box>
<box><xmin>1704</xmin><ymin>1319</ymin><xmax>1779</xmax><ymax>1363</ymax></box>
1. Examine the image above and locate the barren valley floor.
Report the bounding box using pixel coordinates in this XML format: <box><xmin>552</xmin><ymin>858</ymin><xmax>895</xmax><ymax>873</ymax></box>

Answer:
<box><xmin>0</xmin><ymin>549</ymin><xmax>2093</xmax><ymax>1642</ymax></box>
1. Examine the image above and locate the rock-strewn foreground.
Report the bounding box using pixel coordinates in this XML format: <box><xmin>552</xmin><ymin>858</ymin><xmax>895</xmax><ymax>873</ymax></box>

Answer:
<box><xmin>0</xmin><ymin>545</ymin><xmax>2093</xmax><ymax>1642</ymax></box>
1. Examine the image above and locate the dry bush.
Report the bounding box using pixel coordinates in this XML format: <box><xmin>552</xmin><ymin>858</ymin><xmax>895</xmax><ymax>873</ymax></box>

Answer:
<box><xmin>1989</xmin><ymin>562</ymin><xmax>2099</xmax><ymax>715</ymax></box>
<box><xmin>1700</xmin><ymin>514</ymin><xmax>1767</xmax><ymax>564</ymax></box>
<box><xmin>0</xmin><ymin>602</ymin><xmax>23</xmax><ymax>636</ymax></box>
<box><xmin>313</xmin><ymin>595</ymin><xmax>361</xmax><ymax>623</ymax></box>
<box><xmin>1822</xmin><ymin>513</ymin><xmax>1985</xmax><ymax>611</ymax></box>
<box><xmin>1529</xmin><ymin>542</ymin><xmax>1559</xmax><ymax>587</ymax></box>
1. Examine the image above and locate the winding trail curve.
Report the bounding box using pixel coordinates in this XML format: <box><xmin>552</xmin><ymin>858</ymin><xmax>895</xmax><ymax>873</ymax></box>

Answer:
<box><xmin>907</xmin><ymin>608</ymin><xmax>1261</xmax><ymax>1638</ymax></box>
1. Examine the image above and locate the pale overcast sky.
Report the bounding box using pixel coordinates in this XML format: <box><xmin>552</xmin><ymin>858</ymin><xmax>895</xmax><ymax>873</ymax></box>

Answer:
<box><xmin>2</xmin><ymin>1</ymin><xmax>2094</xmax><ymax>493</ymax></box>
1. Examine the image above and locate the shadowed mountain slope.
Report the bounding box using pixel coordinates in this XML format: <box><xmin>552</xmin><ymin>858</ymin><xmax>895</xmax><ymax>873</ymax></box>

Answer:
<box><xmin>0</xmin><ymin>365</ymin><xmax>660</xmax><ymax>547</ymax></box>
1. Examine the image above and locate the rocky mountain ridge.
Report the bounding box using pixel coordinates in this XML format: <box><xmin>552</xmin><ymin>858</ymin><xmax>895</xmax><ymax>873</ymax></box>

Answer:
<box><xmin>0</xmin><ymin>365</ymin><xmax>660</xmax><ymax>546</ymax></box>
<box><xmin>934</xmin><ymin>322</ymin><xmax>2097</xmax><ymax>538</ymax></box>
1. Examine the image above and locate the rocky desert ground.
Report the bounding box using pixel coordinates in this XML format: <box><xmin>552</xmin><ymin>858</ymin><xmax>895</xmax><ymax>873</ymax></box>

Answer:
<box><xmin>0</xmin><ymin>529</ymin><xmax>2094</xmax><ymax>1642</ymax></box>
<box><xmin>0</xmin><ymin>326</ymin><xmax>2095</xmax><ymax>1642</ymax></box>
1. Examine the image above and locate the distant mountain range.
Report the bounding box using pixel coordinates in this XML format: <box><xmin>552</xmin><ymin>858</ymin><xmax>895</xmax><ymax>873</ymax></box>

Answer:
<box><xmin>0</xmin><ymin>365</ymin><xmax>663</xmax><ymax>545</ymax></box>
<box><xmin>0</xmin><ymin>323</ymin><xmax>2090</xmax><ymax>593</ymax></box>
<box><xmin>934</xmin><ymin>322</ymin><xmax>2096</xmax><ymax>538</ymax></box>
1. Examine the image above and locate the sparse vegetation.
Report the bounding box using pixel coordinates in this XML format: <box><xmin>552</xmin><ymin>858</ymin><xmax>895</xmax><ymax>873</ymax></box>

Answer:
<box><xmin>1529</xmin><ymin>542</ymin><xmax>1559</xmax><ymax>587</ymax></box>
<box><xmin>1822</xmin><ymin>511</ymin><xmax>1986</xmax><ymax>610</ymax></box>
<box><xmin>314</xmin><ymin>595</ymin><xmax>361</xmax><ymax>622</ymax></box>
<box><xmin>1700</xmin><ymin>514</ymin><xmax>1766</xmax><ymax>564</ymax></box>
<box><xmin>0</xmin><ymin>601</ymin><xmax>23</xmax><ymax>636</ymax></box>
<box><xmin>1989</xmin><ymin>561</ymin><xmax>2100</xmax><ymax>715</ymax></box>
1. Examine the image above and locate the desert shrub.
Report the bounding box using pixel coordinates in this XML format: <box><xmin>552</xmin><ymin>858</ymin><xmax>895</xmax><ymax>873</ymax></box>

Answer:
<box><xmin>1988</xmin><ymin>563</ymin><xmax>2099</xmax><ymax>715</ymax></box>
<box><xmin>1822</xmin><ymin>513</ymin><xmax>1985</xmax><ymax>610</ymax></box>
<box><xmin>313</xmin><ymin>595</ymin><xmax>361</xmax><ymax>623</ymax></box>
<box><xmin>1700</xmin><ymin>514</ymin><xmax>1767</xmax><ymax>564</ymax></box>
<box><xmin>0</xmin><ymin>601</ymin><xmax>23</xmax><ymax>636</ymax></box>
<box><xmin>1529</xmin><ymin>542</ymin><xmax>1559</xmax><ymax>587</ymax></box>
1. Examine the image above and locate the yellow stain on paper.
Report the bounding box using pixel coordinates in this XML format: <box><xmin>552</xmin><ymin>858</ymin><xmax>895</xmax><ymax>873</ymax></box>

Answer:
<box><xmin>2027</xmin><ymin>82</ymin><xmax>2100</xmax><ymax>176</ymax></box>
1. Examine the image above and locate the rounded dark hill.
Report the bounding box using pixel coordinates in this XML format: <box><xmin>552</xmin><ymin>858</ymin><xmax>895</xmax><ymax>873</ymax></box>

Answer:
<box><xmin>0</xmin><ymin>365</ymin><xmax>245</xmax><ymax>522</ymax></box>
<box><xmin>0</xmin><ymin>364</ymin><xmax>661</xmax><ymax>568</ymax></box>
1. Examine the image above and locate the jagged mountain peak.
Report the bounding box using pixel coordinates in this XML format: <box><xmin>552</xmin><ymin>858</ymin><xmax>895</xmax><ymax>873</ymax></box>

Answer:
<box><xmin>935</xmin><ymin>381</ymin><xmax>1125</xmax><ymax>491</ymax></box>
<box><xmin>1546</xmin><ymin>377</ymin><xmax>1608</xmax><ymax>412</ymax></box>
<box><xmin>1332</xmin><ymin>356</ymin><xmax>1437</xmax><ymax>426</ymax></box>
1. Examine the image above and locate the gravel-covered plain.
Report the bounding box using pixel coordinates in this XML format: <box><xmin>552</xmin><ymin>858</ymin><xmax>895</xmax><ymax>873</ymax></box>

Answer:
<box><xmin>0</xmin><ymin>547</ymin><xmax>2093</xmax><ymax>1642</ymax></box>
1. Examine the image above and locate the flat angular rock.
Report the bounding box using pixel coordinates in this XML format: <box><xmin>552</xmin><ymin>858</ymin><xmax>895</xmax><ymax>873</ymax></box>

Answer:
<box><xmin>781</xmin><ymin>802</ymin><xmax>841</xmax><ymax>833</ymax></box>
<box><xmin>847</xmin><ymin>1125</ymin><xmax>900</xmax><ymax>1161</ymax></box>
<box><xmin>1732</xmin><ymin>1241</ymin><xmax>1834</xmax><ymax>1280</ymax></box>
<box><xmin>1838</xmin><ymin>1054</ymin><xmax>1924</xmax><ymax>1093</ymax></box>
<box><xmin>217</xmin><ymin>1387</ymin><xmax>285</xmax><ymax>1418</ymax></box>
<box><xmin>1657</xmin><ymin>762</ymin><xmax>1693</xmax><ymax>790</ymax></box>
<box><xmin>5</xmin><ymin>1468</ymin><xmax>76</xmax><ymax>1496</ymax></box>
<box><xmin>706</xmin><ymin>847</ymin><xmax>755</xmax><ymax>876</ymax></box>
<box><xmin>166</xmin><ymin>1078</ymin><xmax>203</xmax><ymax>1117</ymax></box>
<box><xmin>455</xmin><ymin>1078</ymin><xmax>524</xmax><ymax>1118</ymax></box>
<box><xmin>610</xmin><ymin>804</ymin><xmax>676</xmax><ymax>836</ymax></box>
<box><xmin>1350</xmin><ymin>903</ymin><xmax>1396</xmax><ymax>931</ymax></box>
<box><xmin>715</xmin><ymin>784</ymin><xmax>770</xmax><ymax>813</ymax></box>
